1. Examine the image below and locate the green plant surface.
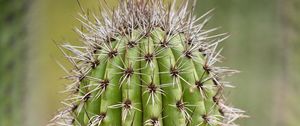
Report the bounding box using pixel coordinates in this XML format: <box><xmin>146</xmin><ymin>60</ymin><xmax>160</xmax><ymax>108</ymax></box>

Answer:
<box><xmin>23</xmin><ymin>0</ymin><xmax>300</xmax><ymax>126</ymax></box>
<box><xmin>49</xmin><ymin>1</ymin><xmax>244</xmax><ymax>126</ymax></box>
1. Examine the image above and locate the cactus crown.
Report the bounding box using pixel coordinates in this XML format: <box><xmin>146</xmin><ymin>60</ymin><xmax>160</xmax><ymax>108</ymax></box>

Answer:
<box><xmin>50</xmin><ymin>0</ymin><xmax>245</xmax><ymax>126</ymax></box>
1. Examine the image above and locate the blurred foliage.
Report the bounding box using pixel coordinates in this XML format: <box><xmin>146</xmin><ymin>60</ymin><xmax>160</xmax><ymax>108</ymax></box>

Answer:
<box><xmin>0</xmin><ymin>0</ymin><xmax>300</xmax><ymax>126</ymax></box>
<box><xmin>195</xmin><ymin>0</ymin><xmax>300</xmax><ymax>126</ymax></box>
<box><xmin>0</xmin><ymin>0</ymin><xmax>29</xmax><ymax>125</ymax></box>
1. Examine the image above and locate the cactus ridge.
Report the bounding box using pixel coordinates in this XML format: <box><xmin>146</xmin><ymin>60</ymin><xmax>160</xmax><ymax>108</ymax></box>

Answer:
<box><xmin>50</xmin><ymin>0</ymin><xmax>245</xmax><ymax>126</ymax></box>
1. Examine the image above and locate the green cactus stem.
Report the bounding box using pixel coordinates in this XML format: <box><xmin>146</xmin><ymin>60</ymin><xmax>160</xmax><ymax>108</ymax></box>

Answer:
<box><xmin>50</xmin><ymin>0</ymin><xmax>245</xmax><ymax>126</ymax></box>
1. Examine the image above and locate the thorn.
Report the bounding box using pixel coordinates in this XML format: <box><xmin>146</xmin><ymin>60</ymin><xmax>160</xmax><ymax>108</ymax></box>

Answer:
<box><xmin>108</xmin><ymin>49</ymin><xmax>118</xmax><ymax>58</ymax></box>
<box><xmin>144</xmin><ymin>53</ymin><xmax>154</xmax><ymax>63</ymax></box>
<box><xmin>170</xmin><ymin>66</ymin><xmax>179</xmax><ymax>78</ymax></box>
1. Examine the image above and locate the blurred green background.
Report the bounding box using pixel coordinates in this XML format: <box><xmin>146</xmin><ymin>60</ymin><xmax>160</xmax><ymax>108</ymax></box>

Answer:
<box><xmin>0</xmin><ymin>0</ymin><xmax>299</xmax><ymax>126</ymax></box>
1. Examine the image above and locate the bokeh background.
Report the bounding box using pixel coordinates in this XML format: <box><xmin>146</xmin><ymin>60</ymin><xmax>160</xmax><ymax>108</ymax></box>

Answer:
<box><xmin>0</xmin><ymin>0</ymin><xmax>299</xmax><ymax>126</ymax></box>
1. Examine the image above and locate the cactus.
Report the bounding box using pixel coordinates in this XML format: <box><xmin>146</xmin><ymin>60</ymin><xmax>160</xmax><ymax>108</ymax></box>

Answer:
<box><xmin>0</xmin><ymin>0</ymin><xmax>28</xmax><ymax>125</ymax></box>
<box><xmin>50</xmin><ymin>0</ymin><xmax>245</xmax><ymax>126</ymax></box>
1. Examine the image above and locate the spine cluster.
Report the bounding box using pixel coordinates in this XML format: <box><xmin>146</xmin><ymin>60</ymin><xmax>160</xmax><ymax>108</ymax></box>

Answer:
<box><xmin>50</xmin><ymin>0</ymin><xmax>245</xmax><ymax>126</ymax></box>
